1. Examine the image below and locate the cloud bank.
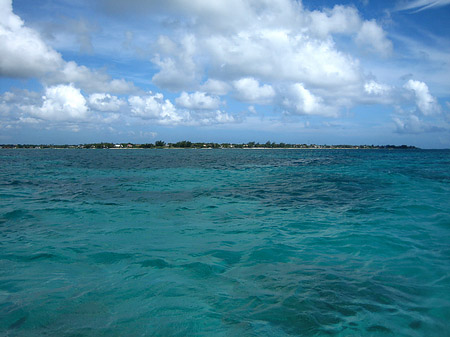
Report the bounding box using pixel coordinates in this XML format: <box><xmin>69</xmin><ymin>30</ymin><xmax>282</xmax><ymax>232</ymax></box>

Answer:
<box><xmin>0</xmin><ymin>0</ymin><xmax>448</xmax><ymax>143</ymax></box>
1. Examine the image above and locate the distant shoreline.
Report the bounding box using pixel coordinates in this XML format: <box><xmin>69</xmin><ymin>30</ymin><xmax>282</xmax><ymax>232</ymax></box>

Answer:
<box><xmin>0</xmin><ymin>143</ymin><xmax>420</xmax><ymax>150</ymax></box>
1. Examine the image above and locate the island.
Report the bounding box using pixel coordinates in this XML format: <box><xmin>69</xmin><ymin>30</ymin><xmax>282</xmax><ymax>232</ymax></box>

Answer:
<box><xmin>0</xmin><ymin>141</ymin><xmax>419</xmax><ymax>150</ymax></box>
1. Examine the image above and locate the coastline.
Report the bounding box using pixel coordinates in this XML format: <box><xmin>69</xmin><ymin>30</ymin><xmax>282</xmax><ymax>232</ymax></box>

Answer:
<box><xmin>0</xmin><ymin>144</ymin><xmax>420</xmax><ymax>150</ymax></box>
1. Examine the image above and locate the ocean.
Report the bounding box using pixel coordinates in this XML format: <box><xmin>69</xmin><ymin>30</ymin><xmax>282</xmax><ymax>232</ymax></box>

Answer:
<box><xmin>1</xmin><ymin>149</ymin><xmax>449</xmax><ymax>336</ymax></box>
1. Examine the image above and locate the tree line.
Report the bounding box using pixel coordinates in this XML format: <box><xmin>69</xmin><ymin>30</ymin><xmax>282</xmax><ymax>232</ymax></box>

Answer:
<box><xmin>0</xmin><ymin>142</ymin><xmax>418</xmax><ymax>149</ymax></box>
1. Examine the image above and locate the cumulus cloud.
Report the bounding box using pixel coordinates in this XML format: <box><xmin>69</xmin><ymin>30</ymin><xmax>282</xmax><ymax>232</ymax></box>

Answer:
<box><xmin>129</xmin><ymin>92</ymin><xmax>184</xmax><ymax>124</ymax></box>
<box><xmin>364</xmin><ymin>80</ymin><xmax>391</xmax><ymax>95</ymax></box>
<box><xmin>129</xmin><ymin>91</ymin><xmax>235</xmax><ymax>125</ymax></box>
<box><xmin>32</xmin><ymin>84</ymin><xmax>90</xmax><ymax>121</ymax></box>
<box><xmin>0</xmin><ymin>0</ymin><xmax>135</xmax><ymax>94</ymax></box>
<box><xmin>308</xmin><ymin>5</ymin><xmax>362</xmax><ymax>38</ymax></box>
<box><xmin>233</xmin><ymin>78</ymin><xmax>275</xmax><ymax>105</ymax></box>
<box><xmin>44</xmin><ymin>61</ymin><xmax>135</xmax><ymax>95</ymax></box>
<box><xmin>1</xmin><ymin>87</ymin><xmax>132</xmax><ymax>130</ymax></box>
<box><xmin>358</xmin><ymin>80</ymin><xmax>396</xmax><ymax>105</ymax></box>
<box><xmin>92</xmin><ymin>0</ymin><xmax>396</xmax><ymax>122</ymax></box>
<box><xmin>203</xmin><ymin>29</ymin><xmax>363</xmax><ymax>89</ymax></box>
<box><xmin>176</xmin><ymin>92</ymin><xmax>221</xmax><ymax>110</ymax></box>
<box><xmin>151</xmin><ymin>35</ymin><xmax>200</xmax><ymax>91</ymax></box>
<box><xmin>0</xmin><ymin>90</ymin><xmax>41</xmax><ymax>128</ymax></box>
<box><xmin>393</xmin><ymin>114</ymin><xmax>425</xmax><ymax>133</ymax></box>
<box><xmin>10</xmin><ymin>0</ymin><xmax>444</xmax><ymax>136</ymax></box>
<box><xmin>281</xmin><ymin>83</ymin><xmax>334</xmax><ymax>116</ymax></box>
<box><xmin>194</xmin><ymin>109</ymin><xmax>236</xmax><ymax>125</ymax></box>
<box><xmin>356</xmin><ymin>20</ymin><xmax>393</xmax><ymax>56</ymax></box>
<box><xmin>392</xmin><ymin>80</ymin><xmax>446</xmax><ymax>134</ymax></box>
<box><xmin>88</xmin><ymin>93</ymin><xmax>125</xmax><ymax>112</ymax></box>
<box><xmin>404</xmin><ymin>79</ymin><xmax>440</xmax><ymax>115</ymax></box>
<box><xmin>200</xmin><ymin>79</ymin><xmax>230</xmax><ymax>95</ymax></box>
<box><xmin>393</xmin><ymin>114</ymin><xmax>445</xmax><ymax>134</ymax></box>
<box><xmin>1</xmin><ymin>89</ymin><xmax>41</xmax><ymax>105</ymax></box>
<box><xmin>2</xmin><ymin>87</ymin><xmax>236</xmax><ymax>129</ymax></box>
<box><xmin>0</xmin><ymin>0</ymin><xmax>63</xmax><ymax>77</ymax></box>
<box><xmin>135</xmin><ymin>0</ymin><xmax>390</xmax><ymax>106</ymax></box>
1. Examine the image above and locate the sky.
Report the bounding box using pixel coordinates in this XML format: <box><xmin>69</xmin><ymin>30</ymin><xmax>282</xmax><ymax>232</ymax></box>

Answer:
<box><xmin>0</xmin><ymin>0</ymin><xmax>449</xmax><ymax>148</ymax></box>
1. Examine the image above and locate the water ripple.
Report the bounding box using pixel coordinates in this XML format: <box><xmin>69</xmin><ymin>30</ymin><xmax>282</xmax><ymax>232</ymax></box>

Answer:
<box><xmin>0</xmin><ymin>149</ymin><xmax>449</xmax><ymax>336</ymax></box>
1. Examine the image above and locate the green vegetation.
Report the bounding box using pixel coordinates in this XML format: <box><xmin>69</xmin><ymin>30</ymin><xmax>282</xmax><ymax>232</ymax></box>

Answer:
<box><xmin>0</xmin><ymin>142</ymin><xmax>419</xmax><ymax>150</ymax></box>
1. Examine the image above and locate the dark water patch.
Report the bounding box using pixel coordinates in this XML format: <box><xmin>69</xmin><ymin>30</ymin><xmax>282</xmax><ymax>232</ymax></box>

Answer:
<box><xmin>248</xmin><ymin>246</ymin><xmax>293</xmax><ymax>264</ymax></box>
<box><xmin>207</xmin><ymin>249</ymin><xmax>242</xmax><ymax>266</ymax></box>
<box><xmin>66</xmin><ymin>246</ymin><xmax>89</xmax><ymax>254</ymax></box>
<box><xmin>409</xmin><ymin>319</ymin><xmax>422</xmax><ymax>329</ymax></box>
<box><xmin>28</xmin><ymin>252</ymin><xmax>59</xmax><ymax>261</ymax></box>
<box><xmin>8</xmin><ymin>315</ymin><xmax>27</xmax><ymax>330</ymax></box>
<box><xmin>139</xmin><ymin>258</ymin><xmax>171</xmax><ymax>269</ymax></box>
<box><xmin>366</xmin><ymin>324</ymin><xmax>393</xmax><ymax>334</ymax></box>
<box><xmin>89</xmin><ymin>252</ymin><xmax>133</xmax><ymax>264</ymax></box>
<box><xmin>182</xmin><ymin>262</ymin><xmax>226</xmax><ymax>278</ymax></box>
<box><xmin>0</xmin><ymin>179</ymin><xmax>38</xmax><ymax>187</ymax></box>
<box><xmin>2</xmin><ymin>252</ymin><xmax>61</xmax><ymax>262</ymax></box>
<box><xmin>250</xmin><ymin>304</ymin><xmax>324</xmax><ymax>336</ymax></box>
<box><xmin>1</xmin><ymin>209</ymin><xmax>34</xmax><ymax>221</ymax></box>
<box><xmin>112</xmin><ymin>227</ymin><xmax>147</xmax><ymax>234</ymax></box>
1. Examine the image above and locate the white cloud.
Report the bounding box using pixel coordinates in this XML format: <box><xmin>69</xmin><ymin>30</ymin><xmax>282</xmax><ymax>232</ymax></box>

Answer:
<box><xmin>200</xmin><ymin>79</ymin><xmax>230</xmax><ymax>95</ymax></box>
<box><xmin>309</xmin><ymin>5</ymin><xmax>361</xmax><ymax>38</ymax></box>
<box><xmin>393</xmin><ymin>114</ymin><xmax>423</xmax><ymax>133</ymax></box>
<box><xmin>88</xmin><ymin>93</ymin><xmax>124</xmax><ymax>112</ymax></box>
<box><xmin>404</xmin><ymin>79</ymin><xmax>440</xmax><ymax>115</ymax></box>
<box><xmin>0</xmin><ymin>0</ymin><xmax>63</xmax><ymax>77</ymax></box>
<box><xmin>129</xmin><ymin>91</ymin><xmax>236</xmax><ymax>126</ymax></box>
<box><xmin>46</xmin><ymin>61</ymin><xmax>136</xmax><ymax>94</ymax></box>
<box><xmin>194</xmin><ymin>109</ymin><xmax>236</xmax><ymax>125</ymax></box>
<box><xmin>151</xmin><ymin>35</ymin><xmax>200</xmax><ymax>91</ymax></box>
<box><xmin>2</xmin><ymin>87</ymin><xmax>236</xmax><ymax>128</ymax></box>
<box><xmin>131</xmin><ymin>0</ymin><xmax>390</xmax><ymax>107</ymax></box>
<box><xmin>204</xmin><ymin>29</ymin><xmax>362</xmax><ymax>89</ymax></box>
<box><xmin>356</xmin><ymin>20</ymin><xmax>393</xmax><ymax>56</ymax></box>
<box><xmin>233</xmin><ymin>78</ymin><xmax>275</xmax><ymax>105</ymax></box>
<box><xmin>0</xmin><ymin>90</ymin><xmax>41</xmax><ymax>126</ymax></box>
<box><xmin>0</xmin><ymin>0</ymin><xmax>135</xmax><ymax>94</ymax></box>
<box><xmin>364</xmin><ymin>80</ymin><xmax>391</xmax><ymax>95</ymax></box>
<box><xmin>281</xmin><ymin>83</ymin><xmax>334</xmax><ymax>116</ymax></box>
<box><xmin>129</xmin><ymin>92</ymin><xmax>184</xmax><ymax>124</ymax></box>
<box><xmin>393</xmin><ymin>114</ymin><xmax>446</xmax><ymax>134</ymax></box>
<box><xmin>93</xmin><ymin>0</ymin><xmax>397</xmax><ymax>124</ymax></box>
<box><xmin>176</xmin><ymin>92</ymin><xmax>221</xmax><ymax>110</ymax></box>
<box><xmin>392</xmin><ymin>81</ymin><xmax>447</xmax><ymax>134</ymax></box>
<box><xmin>10</xmin><ymin>0</ymin><xmax>449</xmax><ymax>138</ymax></box>
<box><xmin>396</xmin><ymin>0</ymin><xmax>450</xmax><ymax>12</ymax></box>
<box><xmin>32</xmin><ymin>84</ymin><xmax>90</xmax><ymax>121</ymax></box>
<box><xmin>1</xmin><ymin>89</ymin><xmax>41</xmax><ymax>105</ymax></box>
<box><xmin>309</xmin><ymin>6</ymin><xmax>392</xmax><ymax>56</ymax></box>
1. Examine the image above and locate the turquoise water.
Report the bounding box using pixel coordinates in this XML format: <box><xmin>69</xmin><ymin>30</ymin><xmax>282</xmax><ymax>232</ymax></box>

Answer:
<box><xmin>1</xmin><ymin>149</ymin><xmax>449</xmax><ymax>336</ymax></box>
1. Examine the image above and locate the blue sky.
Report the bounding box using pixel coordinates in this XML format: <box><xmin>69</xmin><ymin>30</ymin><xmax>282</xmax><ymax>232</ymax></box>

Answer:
<box><xmin>1</xmin><ymin>0</ymin><xmax>449</xmax><ymax>148</ymax></box>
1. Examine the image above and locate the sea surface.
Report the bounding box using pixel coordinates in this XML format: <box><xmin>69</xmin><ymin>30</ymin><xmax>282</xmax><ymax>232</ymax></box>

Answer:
<box><xmin>0</xmin><ymin>149</ymin><xmax>449</xmax><ymax>336</ymax></box>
